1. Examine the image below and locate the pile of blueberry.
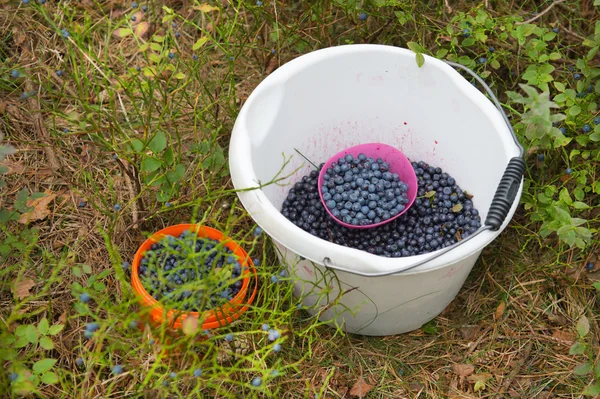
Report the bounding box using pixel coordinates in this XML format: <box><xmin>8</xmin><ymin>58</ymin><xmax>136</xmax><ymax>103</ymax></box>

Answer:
<box><xmin>138</xmin><ymin>231</ymin><xmax>244</xmax><ymax>311</ymax></box>
<box><xmin>282</xmin><ymin>160</ymin><xmax>482</xmax><ymax>257</ymax></box>
<box><xmin>321</xmin><ymin>153</ymin><xmax>409</xmax><ymax>226</ymax></box>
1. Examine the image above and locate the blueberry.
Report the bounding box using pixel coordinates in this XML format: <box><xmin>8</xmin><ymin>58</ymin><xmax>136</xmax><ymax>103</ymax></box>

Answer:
<box><xmin>83</xmin><ymin>331</ymin><xmax>94</xmax><ymax>339</ymax></box>
<box><xmin>462</xmin><ymin>28</ymin><xmax>470</xmax><ymax>37</ymax></box>
<box><xmin>537</xmin><ymin>154</ymin><xmax>545</xmax><ymax>161</ymax></box>
<box><xmin>574</xmin><ymin>73</ymin><xmax>581</xmax><ymax>80</ymax></box>
<box><xmin>359</xmin><ymin>12</ymin><xmax>367</xmax><ymax>21</ymax></box>
<box><xmin>253</xmin><ymin>258</ymin><xmax>260</xmax><ymax>266</ymax></box>
<box><xmin>586</xmin><ymin>262</ymin><xmax>594</xmax><ymax>271</ymax></box>
<box><xmin>175</xmin><ymin>31</ymin><xmax>180</xmax><ymax>38</ymax></box>
<box><xmin>254</xmin><ymin>227</ymin><xmax>263</xmax><ymax>236</ymax></box>
<box><xmin>271</xmin><ymin>275</ymin><xmax>279</xmax><ymax>283</ymax></box>
<box><xmin>79</xmin><ymin>292</ymin><xmax>91</xmax><ymax>303</ymax></box>
<box><xmin>168</xmin><ymin>52</ymin><xmax>175</xmax><ymax>59</ymax></box>
<box><xmin>78</xmin><ymin>200</ymin><xmax>86</xmax><ymax>208</ymax></box>
<box><xmin>112</xmin><ymin>365</ymin><xmax>123</xmax><ymax>375</ymax></box>
<box><xmin>9</xmin><ymin>372</ymin><xmax>18</xmax><ymax>382</ymax></box>
<box><xmin>559</xmin><ymin>127</ymin><xmax>566</xmax><ymax>135</ymax></box>
<box><xmin>256</xmin><ymin>0</ymin><xmax>262</xmax><ymax>5</ymax></box>
<box><xmin>10</xmin><ymin>70</ymin><xmax>19</xmax><ymax>78</ymax></box>
<box><xmin>488</xmin><ymin>46</ymin><xmax>495</xmax><ymax>52</ymax></box>
<box><xmin>113</xmin><ymin>204</ymin><xmax>121</xmax><ymax>211</ymax></box>
<box><xmin>165</xmin><ymin>201</ymin><xmax>171</xmax><ymax>207</ymax></box>
<box><xmin>273</xmin><ymin>343</ymin><xmax>281</xmax><ymax>352</ymax></box>
<box><xmin>170</xmin><ymin>372</ymin><xmax>177</xmax><ymax>379</ymax></box>
<box><xmin>131</xmin><ymin>15</ymin><xmax>137</xmax><ymax>21</ymax></box>
<box><xmin>225</xmin><ymin>333</ymin><xmax>233</xmax><ymax>342</ymax></box>
<box><xmin>565</xmin><ymin>168</ymin><xmax>572</xmax><ymax>175</ymax></box>
<box><xmin>132</xmin><ymin>2</ymin><xmax>138</xmax><ymax>8</ymax></box>
<box><xmin>582</xmin><ymin>124</ymin><xmax>591</xmax><ymax>133</ymax></box>
<box><xmin>252</xmin><ymin>377</ymin><xmax>262</xmax><ymax>387</ymax></box>
<box><xmin>262</xmin><ymin>323</ymin><xmax>270</xmax><ymax>331</ymax></box>
<box><xmin>192</xmin><ymin>54</ymin><xmax>198</xmax><ymax>61</ymax></box>
<box><xmin>22</xmin><ymin>0</ymin><xmax>30</xmax><ymax>3</ymax></box>
<box><xmin>76</xmin><ymin>358</ymin><xmax>84</xmax><ymax>366</ymax></box>
<box><xmin>61</xmin><ymin>29</ymin><xmax>70</xmax><ymax>38</ymax></box>
<box><xmin>39</xmin><ymin>0</ymin><xmax>46</xmax><ymax>3</ymax></box>
<box><xmin>193</xmin><ymin>368</ymin><xmax>202</xmax><ymax>377</ymax></box>
<box><xmin>129</xmin><ymin>320</ymin><xmax>138</xmax><ymax>329</ymax></box>
<box><xmin>86</xmin><ymin>323</ymin><xmax>99</xmax><ymax>332</ymax></box>
<box><xmin>142</xmin><ymin>5</ymin><xmax>148</xmax><ymax>12</ymax></box>
<box><xmin>552</xmin><ymin>27</ymin><xmax>559</xmax><ymax>33</ymax></box>
<box><xmin>594</xmin><ymin>117</ymin><xmax>600</xmax><ymax>125</ymax></box>
<box><xmin>478</xmin><ymin>57</ymin><xmax>487</xmax><ymax>64</ymax></box>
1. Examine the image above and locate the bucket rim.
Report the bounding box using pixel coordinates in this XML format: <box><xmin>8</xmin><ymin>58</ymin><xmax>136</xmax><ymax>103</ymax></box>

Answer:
<box><xmin>229</xmin><ymin>44</ymin><xmax>522</xmax><ymax>275</ymax></box>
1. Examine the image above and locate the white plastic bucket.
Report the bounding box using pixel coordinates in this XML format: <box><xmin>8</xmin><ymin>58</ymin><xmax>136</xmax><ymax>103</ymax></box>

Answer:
<box><xmin>229</xmin><ymin>45</ymin><xmax>523</xmax><ymax>336</ymax></box>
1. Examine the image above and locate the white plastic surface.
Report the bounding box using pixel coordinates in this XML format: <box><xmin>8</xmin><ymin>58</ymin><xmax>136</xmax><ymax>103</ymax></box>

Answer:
<box><xmin>229</xmin><ymin>45</ymin><xmax>523</xmax><ymax>335</ymax></box>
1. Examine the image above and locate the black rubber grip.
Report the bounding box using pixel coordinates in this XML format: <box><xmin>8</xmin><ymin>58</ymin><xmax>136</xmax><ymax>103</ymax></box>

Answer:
<box><xmin>485</xmin><ymin>157</ymin><xmax>525</xmax><ymax>230</ymax></box>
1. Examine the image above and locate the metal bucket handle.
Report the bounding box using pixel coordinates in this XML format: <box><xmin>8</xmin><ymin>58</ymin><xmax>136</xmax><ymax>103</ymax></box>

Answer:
<box><xmin>323</xmin><ymin>61</ymin><xmax>525</xmax><ymax>277</ymax></box>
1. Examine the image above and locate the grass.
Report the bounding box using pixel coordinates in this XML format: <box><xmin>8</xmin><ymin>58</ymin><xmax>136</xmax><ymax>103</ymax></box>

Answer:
<box><xmin>1</xmin><ymin>0</ymin><xmax>599</xmax><ymax>398</ymax></box>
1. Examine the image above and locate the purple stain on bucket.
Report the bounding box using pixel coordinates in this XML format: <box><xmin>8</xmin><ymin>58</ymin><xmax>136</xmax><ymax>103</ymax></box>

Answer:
<box><xmin>317</xmin><ymin>143</ymin><xmax>417</xmax><ymax>229</ymax></box>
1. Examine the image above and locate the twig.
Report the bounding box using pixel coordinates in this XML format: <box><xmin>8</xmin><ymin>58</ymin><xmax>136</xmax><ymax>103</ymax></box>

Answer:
<box><xmin>444</xmin><ymin>0</ymin><xmax>453</xmax><ymax>13</ymax></box>
<box><xmin>294</xmin><ymin>148</ymin><xmax>318</xmax><ymax>169</ymax></box>
<box><xmin>123</xmin><ymin>167</ymin><xmax>139</xmax><ymax>229</ymax></box>
<box><xmin>559</xmin><ymin>24</ymin><xmax>586</xmax><ymax>42</ymax></box>
<box><xmin>494</xmin><ymin>341</ymin><xmax>532</xmax><ymax>398</ymax></box>
<box><xmin>516</xmin><ymin>0</ymin><xmax>565</xmax><ymax>25</ymax></box>
<box><xmin>25</xmin><ymin>80</ymin><xmax>61</xmax><ymax>171</ymax></box>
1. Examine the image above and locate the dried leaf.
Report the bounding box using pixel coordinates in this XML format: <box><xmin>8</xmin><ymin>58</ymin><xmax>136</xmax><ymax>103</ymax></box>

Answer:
<box><xmin>494</xmin><ymin>301</ymin><xmax>506</xmax><ymax>321</ymax></box>
<box><xmin>452</xmin><ymin>364</ymin><xmax>475</xmax><ymax>377</ymax></box>
<box><xmin>425</xmin><ymin>190</ymin><xmax>436</xmax><ymax>198</ymax></box>
<box><xmin>193</xmin><ymin>4</ymin><xmax>220</xmax><ymax>12</ymax></box>
<box><xmin>460</xmin><ymin>325</ymin><xmax>480</xmax><ymax>340</ymax></box>
<box><xmin>134</xmin><ymin>21</ymin><xmax>149</xmax><ymax>38</ymax></box>
<box><xmin>349</xmin><ymin>377</ymin><xmax>373</xmax><ymax>398</ymax></box>
<box><xmin>552</xmin><ymin>329</ymin><xmax>576</xmax><ymax>344</ymax></box>
<box><xmin>19</xmin><ymin>192</ymin><xmax>56</xmax><ymax>224</ymax></box>
<box><xmin>113</xmin><ymin>28</ymin><xmax>133</xmax><ymax>38</ymax></box>
<box><xmin>265</xmin><ymin>57</ymin><xmax>278</xmax><ymax>75</ymax></box>
<box><xmin>452</xmin><ymin>203</ymin><xmax>463</xmax><ymax>212</ymax></box>
<box><xmin>13</xmin><ymin>278</ymin><xmax>35</xmax><ymax>300</ymax></box>
<box><xmin>58</xmin><ymin>311</ymin><xmax>68</xmax><ymax>325</ymax></box>
<box><xmin>181</xmin><ymin>315</ymin><xmax>198</xmax><ymax>335</ymax></box>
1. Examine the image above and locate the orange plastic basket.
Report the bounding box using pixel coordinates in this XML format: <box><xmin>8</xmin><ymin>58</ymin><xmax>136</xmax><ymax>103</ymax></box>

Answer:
<box><xmin>131</xmin><ymin>224</ymin><xmax>257</xmax><ymax>331</ymax></box>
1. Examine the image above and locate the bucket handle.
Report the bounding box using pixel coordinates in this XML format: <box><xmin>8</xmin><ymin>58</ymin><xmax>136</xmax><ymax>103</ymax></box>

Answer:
<box><xmin>322</xmin><ymin>61</ymin><xmax>525</xmax><ymax>277</ymax></box>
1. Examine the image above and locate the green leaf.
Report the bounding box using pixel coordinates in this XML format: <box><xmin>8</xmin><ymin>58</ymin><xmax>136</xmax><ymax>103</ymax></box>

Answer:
<box><xmin>48</xmin><ymin>324</ymin><xmax>64</xmax><ymax>336</ymax></box>
<box><xmin>15</xmin><ymin>335</ymin><xmax>29</xmax><ymax>348</ymax></box>
<box><xmin>577</xmin><ymin>316</ymin><xmax>590</xmax><ymax>337</ymax></box>
<box><xmin>73</xmin><ymin>267</ymin><xmax>82</xmax><ymax>277</ymax></box>
<box><xmin>569</xmin><ymin>342</ymin><xmax>586</xmax><ymax>355</ymax></box>
<box><xmin>590</xmin><ymin>133</ymin><xmax>600</xmax><ymax>142</ymax></box>
<box><xmin>16</xmin><ymin>324</ymin><xmax>28</xmax><ymax>337</ymax></box>
<box><xmin>33</xmin><ymin>358</ymin><xmax>57</xmax><ymax>374</ymax></box>
<box><xmin>40</xmin><ymin>371</ymin><xmax>59</xmax><ymax>385</ymax></box>
<box><xmin>452</xmin><ymin>203</ymin><xmax>463</xmax><ymax>212</ymax></box>
<box><xmin>174</xmin><ymin>72</ymin><xmax>186</xmax><ymax>80</ymax></box>
<box><xmin>569</xmin><ymin>105</ymin><xmax>581</xmax><ymax>116</ymax></box>
<box><xmin>141</xmin><ymin>157</ymin><xmax>163</xmax><ymax>173</ymax></box>
<box><xmin>572</xmin><ymin>201</ymin><xmax>590</xmax><ymax>209</ymax></box>
<box><xmin>39</xmin><ymin>336</ymin><xmax>54</xmax><ymax>350</ymax></box>
<box><xmin>38</xmin><ymin>318</ymin><xmax>49</xmax><ymax>335</ymax></box>
<box><xmin>130</xmin><ymin>138</ymin><xmax>145</xmax><ymax>153</ymax></box>
<box><xmin>193</xmin><ymin>37</ymin><xmax>208</xmax><ymax>50</ymax></box>
<box><xmin>425</xmin><ymin>191</ymin><xmax>436</xmax><ymax>198</ymax></box>
<box><xmin>82</xmin><ymin>264</ymin><xmax>92</xmax><ymax>274</ymax></box>
<box><xmin>415</xmin><ymin>53</ymin><xmax>425</xmax><ymax>68</ymax></box>
<box><xmin>592</xmin><ymin>282</ymin><xmax>600</xmax><ymax>291</ymax></box>
<box><xmin>166</xmin><ymin>163</ymin><xmax>186</xmax><ymax>184</ymax></box>
<box><xmin>148</xmin><ymin>131</ymin><xmax>167</xmax><ymax>153</ymax></box>
<box><xmin>113</xmin><ymin>28</ymin><xmax>132</xmax><ymax>38</ymax></box>
<box><xmin>163</xmin><ymin>147</ymin><xmax>175</xmax><ymax>165</ymax></box>
<box><xmin>583</xmin><ymin>385</ymin><xmax>600</xmax><ymax>396</ymax></box>
<box><xmin>25</xmin><ymin>324</ymin><xmax>38</xmax><ymax>344</ymax></box>
<box><xmin>573</xmin><ymin>362</ymin><xmax>593</xmax><ymax>375</ymax></box>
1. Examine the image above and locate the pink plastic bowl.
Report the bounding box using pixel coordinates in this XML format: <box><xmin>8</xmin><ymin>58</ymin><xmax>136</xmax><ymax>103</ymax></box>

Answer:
<box><xmin>318</xmin><ymin>143</ymin><xmax>417</xmax><ymax>229</ymax></box>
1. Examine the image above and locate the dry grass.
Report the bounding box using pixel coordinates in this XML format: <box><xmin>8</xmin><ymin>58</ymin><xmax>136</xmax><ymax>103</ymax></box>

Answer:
<box><xmin>1</xmin><ymin>0</ymin><xmax>599</xmax><ymax>398</ymax></box>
